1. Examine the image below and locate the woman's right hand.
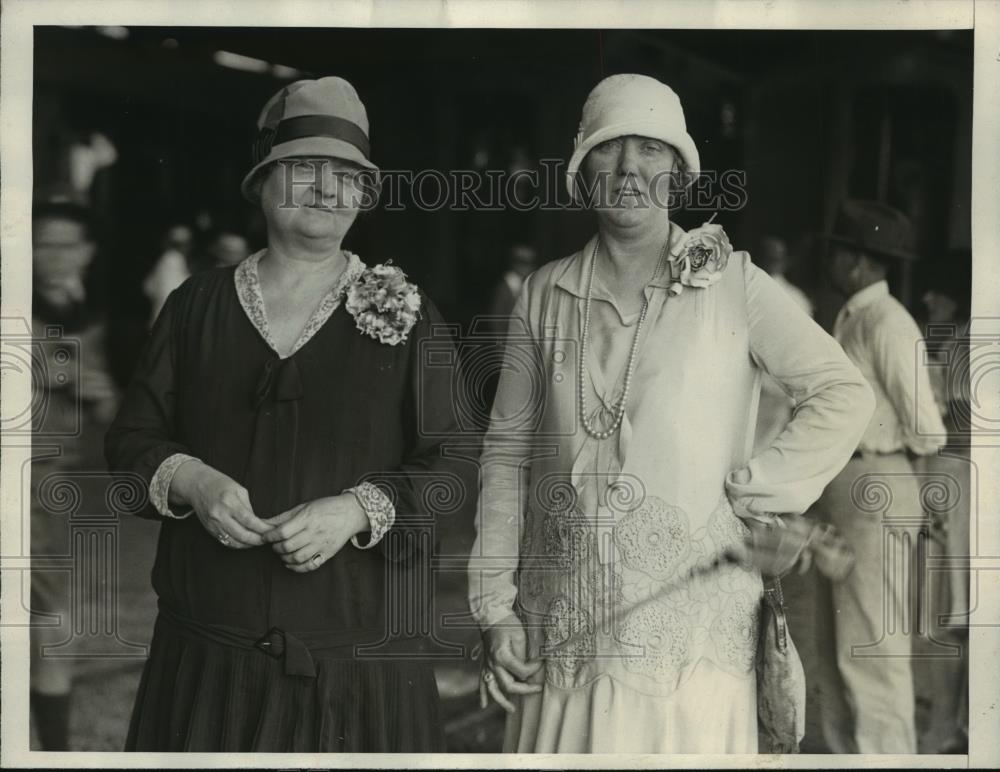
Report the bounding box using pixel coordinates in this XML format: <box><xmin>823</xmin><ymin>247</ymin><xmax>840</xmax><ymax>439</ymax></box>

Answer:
<box><xmin>479</xmin><ymin>614</ymin><xmax>544</xmax><ymax>713</ymax></box>
<box><xmin>171</xmin><ymin>461</ymin><xmax>273</xmax><ymax>548</ymax></box>
<box><xmin>743</xmin><ymin>516</ymin><xmax>855</xmax><ymax>582</ymax></box>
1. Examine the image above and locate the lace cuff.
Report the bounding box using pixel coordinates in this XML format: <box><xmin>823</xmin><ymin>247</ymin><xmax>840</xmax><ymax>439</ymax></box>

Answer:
<box><xmin>347</xmin><ymin>482</ymin><xmax>396</xmax><ymax>549</ymax></box>
<box><xmin>150</xmin><ymin>453</ymin><xmax>200</xmax><ymax>519</ymax></box>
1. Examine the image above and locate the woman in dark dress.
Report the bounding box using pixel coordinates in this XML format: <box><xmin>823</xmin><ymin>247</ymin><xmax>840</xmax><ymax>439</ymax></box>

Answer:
<box><xmin>105</xmin><ymin>77</ymin><xmax>465</xmax><ymax>752</ymax></box>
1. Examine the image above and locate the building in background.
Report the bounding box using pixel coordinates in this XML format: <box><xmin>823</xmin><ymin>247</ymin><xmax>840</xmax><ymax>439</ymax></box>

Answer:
<box><xmin>26</xmin><ymin>24</ymin><xmax>973</xmax><ymax>754</ymax></box>
<box><xmin>33</xmin><ymin>27</ymin><xmax>971</xmax><ymax>356</ymax></box>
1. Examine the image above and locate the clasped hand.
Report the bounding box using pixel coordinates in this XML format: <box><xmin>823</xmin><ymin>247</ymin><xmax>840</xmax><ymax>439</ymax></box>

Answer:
<box><xmin>262</xmin><ymin>495</ymin><xmax>369</xmax><ymax>572</ymax></box>
<box><xmin>178</xmin><ymin>462</ymin><xmax>368</xmax><ymax>571</ymax></box>
<box><xmin>479</xmin><ymin>614</ymin><xmax>543</xmax><ymax>714</ymax></box>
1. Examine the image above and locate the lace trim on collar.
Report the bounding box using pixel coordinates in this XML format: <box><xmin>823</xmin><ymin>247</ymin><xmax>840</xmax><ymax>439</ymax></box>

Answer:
<box><xmin>234</xmin><ymin>249</ymin><xmax>366</xmax><ymax>358</ymax></box>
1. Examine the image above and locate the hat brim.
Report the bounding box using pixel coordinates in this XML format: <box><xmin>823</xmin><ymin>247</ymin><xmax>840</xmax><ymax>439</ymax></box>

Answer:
<box><xmin>821</xmin><ymin>233</ymin><xmax>918</xmax><ymax>262</ymax></box>
<box><xmin>241</xmin><ymin>136</ymin><xmax>379</xmax><ymax>202</ymax></box>
<box><xmin>565</xmin><ymin>121</ymin><xmax>701</xmax><ymax>203</ymax></box>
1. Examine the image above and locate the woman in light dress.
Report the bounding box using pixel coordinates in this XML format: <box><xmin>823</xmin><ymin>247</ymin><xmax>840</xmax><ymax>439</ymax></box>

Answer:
<box><xmin>469</xmin><ymin>74</ymin><xmax>875</xmax><ymax>754</ymax></box>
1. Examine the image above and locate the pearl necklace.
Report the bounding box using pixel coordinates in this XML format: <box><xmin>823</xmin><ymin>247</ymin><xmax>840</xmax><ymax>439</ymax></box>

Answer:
<box><xmin>578</xmin><ymin>236</ymin><xmax>667</xmax><ymax>440</ymax></box>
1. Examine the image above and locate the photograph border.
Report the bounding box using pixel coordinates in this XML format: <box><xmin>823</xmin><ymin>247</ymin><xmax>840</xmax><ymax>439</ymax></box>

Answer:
<box><xmin>2</xmin><ymin>0</ymin><xmax>997</xmax><ymax>768</ymax></box>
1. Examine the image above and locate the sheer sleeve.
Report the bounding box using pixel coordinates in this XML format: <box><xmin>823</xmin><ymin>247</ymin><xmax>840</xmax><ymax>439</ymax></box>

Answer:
<box><xmin>725</xmin><ymin>256</ymin><xmax>876</xmax><ymax>521</ymax></box>
<box><xmin>467</xmin><ymin>276</ymin><xmax>539</xmax><ymax>629</ymax></box>
<box><xmin>104</xmin><ymin>289</ymin><xmax>198</xmax><ymax>520</ymax></box>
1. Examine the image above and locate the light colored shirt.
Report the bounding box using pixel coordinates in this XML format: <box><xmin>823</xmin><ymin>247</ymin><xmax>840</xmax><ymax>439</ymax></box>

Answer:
<box><xmin>503</xmin><ymin>269</ymin><xmax>525</xmax><ymax>299</ymax></box>
<box><xmin>143</xmin><ymin>249</ymin><xmax>191</xmax><ymax>326</ymax></box>
<box><xmin>833</xmin><ymin>280</ymin><xmax>947</xmax><ymax>455</ymax></box>
<box><xmin>469</xmin><ymin>223</ymin><xmax>874</xmax><ymax>697</ymax></box>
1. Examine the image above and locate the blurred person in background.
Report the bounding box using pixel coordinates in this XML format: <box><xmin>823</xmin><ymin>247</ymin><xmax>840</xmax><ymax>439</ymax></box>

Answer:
<box><xmin>917</xmin><ymin>248</ymin><xmax>972</xmax><ymax>754</ymax></box>
<box><xmin>186</xmin><ymin>212</ymin><xmax>253</xmax><ymax>272</ymax></box>
<box><xmin>753</xmin><ymin>235</ymin><xmax>815</xmax><ymax>455</ymax></box>
<box><xmin>470</xmin><ymin>74</ymin><xmax>873</xmax><ymax>754</ymax></box>
<box><xmin>815</xmin><ymin>200</ymin><xmax>948</xmax><ymax>754</ymax></box>
<box><xmin>757</xmin><ymin>235</ymin><xmax>814</xmax><ymax>317</ymax></box>
<box><xmin>141</xmin><ymin>223</ymin><xmax>194</xmax><ymax>325</ymax></box>
<box><xmin>488</xmin><ymin>243</ymin><xmax>538</xmax><ymax>322</ymax></box>
<box><xmin>30</xmin><ymin>197</ymin><xmax>119</xmax><ymax>750</ymax></box>
<box><xmin>203</xmin><ymin>228</ymin><xmax>251</xmax><ymax>268</ymax></box>
<box><xmin>470</xmin><ymin>242</ymin><xmax>541</xmax><ymax>430</ymax></box>
<box><xmin>105</xmin><ymin>76</ymin><xmax>465</xmax><ymax>752</ymax></box>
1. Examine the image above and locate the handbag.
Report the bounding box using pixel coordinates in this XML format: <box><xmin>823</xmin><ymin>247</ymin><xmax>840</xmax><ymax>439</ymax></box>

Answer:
<box><xmin>756</xmin><ymin>575</ymin><xmax>807</xmax><ymax>754</ymax></box>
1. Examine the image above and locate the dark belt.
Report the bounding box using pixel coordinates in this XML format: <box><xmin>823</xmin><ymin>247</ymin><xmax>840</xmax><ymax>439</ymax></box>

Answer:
<box><xmin>156</xmin><ymin>602</ymin><xmax>389</xmax><ymax>678</ymax></box>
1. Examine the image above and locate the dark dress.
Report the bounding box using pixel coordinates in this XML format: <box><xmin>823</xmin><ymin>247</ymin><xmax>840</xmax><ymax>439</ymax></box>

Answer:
<box><xmin>105</xmin><ymin>262</ymin><xmax>467</xmax><ymax>752</ymax></box>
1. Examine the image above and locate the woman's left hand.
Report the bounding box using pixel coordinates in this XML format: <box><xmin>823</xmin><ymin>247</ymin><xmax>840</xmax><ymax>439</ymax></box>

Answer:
<box><xmin>262</xmin><ymin>494</ymin><xmax>369</xmax><ymax>572</ymax></box>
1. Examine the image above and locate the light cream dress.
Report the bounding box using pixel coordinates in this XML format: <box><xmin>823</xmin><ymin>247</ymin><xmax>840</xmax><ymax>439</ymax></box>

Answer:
<box><xmin>469</xmin><ymin>223</ymin><xmax>872</xmax><ymax>754</ymax></box>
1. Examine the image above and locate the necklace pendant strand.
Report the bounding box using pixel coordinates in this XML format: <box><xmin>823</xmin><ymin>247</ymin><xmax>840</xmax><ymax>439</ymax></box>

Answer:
<box><xmin>578</xmin><ymin>236</ymin><xmax>665</xmax><ymax>440</ymax></box>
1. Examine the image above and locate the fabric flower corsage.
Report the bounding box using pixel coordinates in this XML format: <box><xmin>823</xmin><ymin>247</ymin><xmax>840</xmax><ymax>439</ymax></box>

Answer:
<box><xmin>668</xmin><ymin>214</ymin><xmax>733</xmax><ymax>296</ymax></box>
<box><xmin>344</xmin><ymin>262</ymin><xmax>422</xmax><ymax>345</ymax></box>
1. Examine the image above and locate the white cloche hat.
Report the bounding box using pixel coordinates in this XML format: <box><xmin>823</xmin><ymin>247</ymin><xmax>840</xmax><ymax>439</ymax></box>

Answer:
<box><xmin>566</xmin><ymin>74</ymin><xmax>700</xmax><ymax>202</ymax></box>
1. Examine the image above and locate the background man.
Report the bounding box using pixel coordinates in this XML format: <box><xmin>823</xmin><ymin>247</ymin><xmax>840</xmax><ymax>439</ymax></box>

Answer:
<box><xmin>815</xmin><ymin>199</ymin><xmax>947</xmax><ymax>754</ymax></box>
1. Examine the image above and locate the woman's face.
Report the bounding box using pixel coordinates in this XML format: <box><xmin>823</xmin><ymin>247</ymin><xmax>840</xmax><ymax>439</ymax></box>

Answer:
<box><xmin>581</xmin><ymin>135</ymin><xmax>679</xmax><ymax>230</ymax></box>
<box><xmin>259</xmin><ymin>156</ymin><xmax>365</xmax><ymax>244</ymax></box>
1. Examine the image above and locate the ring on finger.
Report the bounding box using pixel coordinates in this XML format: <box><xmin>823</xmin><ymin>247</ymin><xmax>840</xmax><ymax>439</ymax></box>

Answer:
<box><xmin>482</xmin><ymin>670</ymin><xmax>495</xmax><ymax>683</ymax></box>
<box><xmin>310</xmin><ymin>553</ymin><xmax>323</xmax><ymax>569</ymax></box>
<box><xmin>217</xmin><ymin>531</ymin><xmax>232</xmax><ymax>547</ymax></box>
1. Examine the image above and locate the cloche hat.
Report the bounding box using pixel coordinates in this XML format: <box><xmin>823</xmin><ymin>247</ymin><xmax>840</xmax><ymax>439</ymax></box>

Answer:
<box><xmin>566</xmin><ymin>74</ymin><xmax>700</xmax><ymax>202</ymax></box>
<box><xmin>241</xmin><ymin>76</ymin><xmax>378</xmax><ymax>202</ymax></box>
